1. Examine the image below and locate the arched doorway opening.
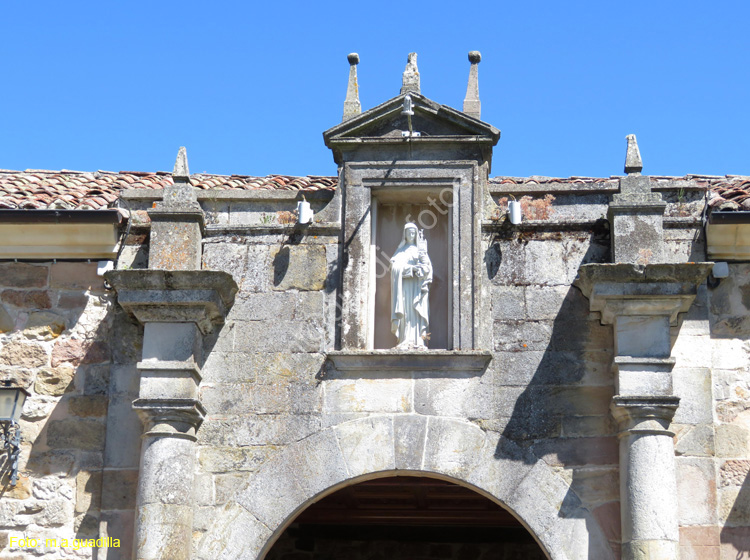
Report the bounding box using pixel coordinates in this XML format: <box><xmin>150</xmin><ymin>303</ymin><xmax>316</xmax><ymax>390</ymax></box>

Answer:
<box><xmin>265</xmin><ymin>476</ymin><xmax>546</xmax><ymax>560</ymax></box>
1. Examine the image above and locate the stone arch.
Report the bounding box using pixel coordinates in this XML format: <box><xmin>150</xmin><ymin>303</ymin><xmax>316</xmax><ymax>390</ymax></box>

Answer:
<box><xmin>196</xmin><ymin>415</ymin><xmax>615</xmax><ymax>560</ymax></box>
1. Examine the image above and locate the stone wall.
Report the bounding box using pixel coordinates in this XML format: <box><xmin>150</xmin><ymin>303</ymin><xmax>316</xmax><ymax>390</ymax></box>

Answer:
<box><xmin>4</xmin><ymin>177</ymin><xmax>750</xmax><ymax>559</ymax></box>
<box><xmin>0</xmin><ymin>261</ymin><xmax>141</xmax><ymax>559</ymax></box>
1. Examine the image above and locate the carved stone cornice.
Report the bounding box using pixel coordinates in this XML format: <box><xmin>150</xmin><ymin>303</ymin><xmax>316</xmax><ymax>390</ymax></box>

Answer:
<box><xmin>105</xmin><ymin>269</ymin><xmax>237</xmax><ymax>333</ymax></box>
<box><xmin>326</xmin><ymin>350</ymin><xmax>492</xmax><ymax>375</ymax></box>
<box><xmin>574</xmin><ymin>263</ymin><xmax>713</xmax><ymax>325</ymax></box>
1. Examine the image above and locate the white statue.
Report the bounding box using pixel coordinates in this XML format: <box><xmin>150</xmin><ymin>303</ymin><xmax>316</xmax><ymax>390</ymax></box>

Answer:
<box><xmin>390</xmin><ymin>222</ymin><xmax>432</xmax><ymax>349</ymax></box>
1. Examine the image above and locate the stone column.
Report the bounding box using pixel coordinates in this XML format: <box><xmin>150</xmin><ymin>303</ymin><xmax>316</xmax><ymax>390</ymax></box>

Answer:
<box><xmin>575</xmin><ymin>263</ymin><xmax>711</xmax><ymax>560</ymax></box>
<box><xmin>107</xmin><ymin>272</ymin><xmax>235</xmax><ymax>560</ymax></box>
<box><xmin>106</xmin><ymin>147</ymin><xmax>237</xmax><ymax>560</ymax></box>
<box><xmin>612</xmin><ymin>396</ymin><xmax>679</xmax><ymax>559</ymax></box>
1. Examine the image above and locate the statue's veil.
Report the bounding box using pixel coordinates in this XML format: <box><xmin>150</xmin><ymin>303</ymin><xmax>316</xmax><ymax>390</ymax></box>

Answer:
<box><xmin>396</xmin><ymin>222</ymin><xmax>419</xmax><ymax>250</ymax></box>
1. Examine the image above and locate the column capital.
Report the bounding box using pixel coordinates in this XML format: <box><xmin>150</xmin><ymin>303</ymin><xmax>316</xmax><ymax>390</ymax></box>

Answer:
<box><xmin>133</xmin><ymin>398</ymin><xmax>207</xmax><ymax>440</ymax></box>
<box><xmin>574</xmin><ymin>262</ymin><xmax>712</xmax><ymax>325</ymax></box>
<box><xmin>611</xmin><ymin>395</ymin><xmax>679</xmax><ymax>435</ymax></box>
<box><xmin>105</xmin><ymin>269</ymin><xmax>237</xmax><ymax>333</ymax></box>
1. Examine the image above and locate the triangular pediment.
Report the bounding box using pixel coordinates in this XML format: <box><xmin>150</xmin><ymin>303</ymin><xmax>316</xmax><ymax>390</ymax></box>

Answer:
<box><xmin>324</xmin><ymin>93</ymin><xmax>500</xmax><ymax>145</ymax></box>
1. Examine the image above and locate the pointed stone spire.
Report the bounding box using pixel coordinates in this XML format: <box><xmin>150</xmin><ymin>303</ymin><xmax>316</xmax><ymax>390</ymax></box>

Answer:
<box><xmin>400</xmin><ymin>52</ymin><xmax>420</xmax><ymax>95</ymax></box>
<box><xmin>343</xmin><ymin>53</ymin><xmax>362</xmax><ymax>122</ymax></box>
<box><xmin>161</xmin><ymin>146</ymin><xmax>199</xmax><ymax>209</ymax></box>
<box><xmin>624</xmin><ymin>134</ymin><xmax>643</xmax><ymax>175</ymax></box>
<box><xmin>173</xmin><ymin>146</ymin><xmax>190</xmax><ymax>183</ymax></box>
<box><xmin>463</xmin><ymin>51</ymin><xmax>481</xmax><ymax>119</ymax></box>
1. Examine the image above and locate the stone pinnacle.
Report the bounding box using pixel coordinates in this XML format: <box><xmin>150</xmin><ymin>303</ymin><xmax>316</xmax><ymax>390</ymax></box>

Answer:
<box><xmin>624</xmin><ymin>134</ymin><xmax>643</xmax><ymax>175</ymax></box>
<box><xmin>173</xmin><ymin>146</ymin><xmax>190</xmax><ymax>183</ymax></box>
<box><xmin>401</xmin><ymin>52</ymin><xmax>420</xmax><ymax>95</ymax></box>
<box><xmin>463</xmin><ymin>51</ymin><xmax>482</xmax><ymax>119</ymax></box>
<box><xmin>343</xmin><ymin>53</ymin><xmax>362</xmax><ymax>121</ymax></box>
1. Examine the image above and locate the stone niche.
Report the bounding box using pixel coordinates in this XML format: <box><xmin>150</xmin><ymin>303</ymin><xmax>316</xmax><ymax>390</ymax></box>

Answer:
<box><xmin>324</xmin><ymin>92</ymin><xmax>500</xmax><ymax>361</ymax></box>
<box><xmin>371</xmin><ymin>188</ymin><xmax>451</xmax><ymax>349</ymax></box>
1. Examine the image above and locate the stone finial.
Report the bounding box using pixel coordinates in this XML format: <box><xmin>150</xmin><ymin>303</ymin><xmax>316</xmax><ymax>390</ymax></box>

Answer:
<box><xmin>343</xmin><ymin>53</ymin><xmax>362</xmax><ymax>122</ymax></box>
<box><xmin>400</xmin><ymin>52</ymin><xmax>420</xmax><ymax>95</ymax></box>
<box><xmin>463</xmin><ymin>51</ymin><xmax>481</xmax><ymax>119</ymax></box>
<box><xmin>173</xmin><ymin>146</ymin><xmax>190</xmax><ymax>183</ymax></box>
<box><xmin>624</xmin><ymin>134</ymin><xmax>643</xmax><ymax>175</ymax></box>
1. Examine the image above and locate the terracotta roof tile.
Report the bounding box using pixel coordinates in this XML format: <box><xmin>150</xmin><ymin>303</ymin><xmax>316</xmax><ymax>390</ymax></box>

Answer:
<box><xmin>0</xmin><ymin>169</ymin><xmax>748</xmax><ymax>211</ymax></box>
<box><xmin>0</xmin><ymin>170</ymin><xmax>338</xmax><ymax>209</ymax></box>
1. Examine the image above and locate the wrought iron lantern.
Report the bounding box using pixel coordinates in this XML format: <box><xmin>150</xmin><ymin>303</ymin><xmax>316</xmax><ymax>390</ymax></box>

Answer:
<box><xmin>0</xmin><ymin>381</ymin><xmax>29</xmax><ymax>486</ymax></box>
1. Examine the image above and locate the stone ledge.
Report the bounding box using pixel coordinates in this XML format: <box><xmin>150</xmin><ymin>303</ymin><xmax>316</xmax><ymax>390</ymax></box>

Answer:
<box><xmin>326</xmin><ymin>350</ymin><xmax>492</xmax><ymax>375</ymax></box>
<box><xmin>105</xmin><ymin>270</ymin><xmax>237</xmax><ymax>333</ymax></box>
<box><xmin>574</xmin><ymin>263</ymin><xmax>712</xmax><ymax>325</ymax></box>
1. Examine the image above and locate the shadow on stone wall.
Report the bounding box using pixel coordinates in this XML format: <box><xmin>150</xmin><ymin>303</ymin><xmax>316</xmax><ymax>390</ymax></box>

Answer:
<box><xmin>490</xmin><ymin>227</ymin><xmax>620</xmax><ymax>556</ymax></box>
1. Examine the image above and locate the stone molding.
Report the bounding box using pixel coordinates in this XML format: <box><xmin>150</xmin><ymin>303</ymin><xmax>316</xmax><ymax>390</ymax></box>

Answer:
<box><xmin>105</xmin><ymin>269</ymin><xmax>237</xmax><ymax>333</ymax></box>
<box><xmin>326</xmin><ymin>350</ymin><xmax>492</xmax><ymax>374</ymax></box>
<box><xmin>575</xmin><ymin>262</ymin><xmax>713</xmax><ymax>325</ymax></box>
<box><xmin>148</xmin><ymin>208</ymin><xmax>206</xmax><ymax>234</ymax></box>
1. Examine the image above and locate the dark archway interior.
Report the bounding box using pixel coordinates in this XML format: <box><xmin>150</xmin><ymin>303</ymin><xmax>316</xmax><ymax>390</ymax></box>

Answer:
<box><xmin>265</xmin><ymin>476</ymin><xmax>546</xmax><ymax>560</ymax></box>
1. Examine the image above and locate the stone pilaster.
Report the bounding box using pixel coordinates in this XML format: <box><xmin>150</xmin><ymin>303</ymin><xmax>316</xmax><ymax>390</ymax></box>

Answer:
<box><xmin>106</xmin><ymin>268</ymin><xmax>236</xmax><ymax>560</ymax></box>
<box><xmin>575</xmin><ymin>262</ymin><xmax>711</xmax><ymax>560</ymax></box>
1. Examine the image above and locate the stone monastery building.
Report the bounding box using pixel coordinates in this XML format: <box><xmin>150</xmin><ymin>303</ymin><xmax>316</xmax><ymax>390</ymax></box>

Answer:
<box><xmin>0</xmin><ymin>52</ymin><xmax>749</xmax><ymax>560</ymax></box>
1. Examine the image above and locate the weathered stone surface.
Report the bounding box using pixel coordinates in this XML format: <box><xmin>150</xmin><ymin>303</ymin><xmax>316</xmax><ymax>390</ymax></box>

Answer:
<box><xmin>491</xmin><ymin>285</ymin><xmax>525</xmax><ymax>320</ymax></box>
<box><xmin>101</xmin><ymin>469</ymin><xmax>139</xmax><ymax>510</ymax></box>
<box><xmin>677</xmin><ymin>457</ymin><xmax>718</xmax><ymax>525</ymax></box>
<box><xmin>720</xmin><ymin>459</ymin><xmax>750</xmax><ymax>488</ymax></box>
<box><xmin>233</xmin><ymin>320</ymin><xmax>323</xmax><ymax>353</ymax></box>
<box><xmin>674</xmin><ymin>424</ymin><xmax>715</xmax><ymax>457</ymax></box>
<box><xmin>271</xmin><ymin>245</ymin><xmax>327</xmax><ymax>291</ymax></box>
<box><xmin>198</xmin><ymin>446</ymin><xmax>274</xmax><ymax>474</ymax></box>
<box><xmin>1</xmin><ymin>290</ymin><xmax>51</xmax><ymax>309</ymax></box>
<box><xmin>69</xmin><ymin>395</ymin><xmax>108</xmax><ymax>417</ymax></box>
<box><xmin>22</xmin><ymin>311</ymin><xmax>65</xmax><ymax>339</ymax></box>
<box><xmin>82</xmin><ymin>364</ymin><xmax>111</xmax><ymax>395</ymax></box>
<box><xmin>34</xmin><ymin>366</ymin><xmax>75</xmax><ymax>396</ymax></box>
<box><xmin>195</xmin><ymin>503</ymin><xmax>272</xmax><ymax>560</ymax></box>
<box><xmin>76</xmin><ymin>470</ymin><xmax>102</xmax><ymax>513</ymax></box>
<box><xmin>0</xmin><ymin>341</ymin><xmax>47</xmax><ymax>367</ymax></box>
<box><xmin>679</xmin><ymin>525</ymin><xmax>720</xmax><ymax>560</ymax></box>
<box><xmin>674</xmin><ymin>367</ymin><xmax>713</xmax><ymax>424</ymax></box>
<box><xmin>393</xmin><ymin>414</ymin><xmax>427</xmax><ymax>470</ymax></box>
<box><xmin>51</xmin><ymin>338</ymin><xmax>109</xmax><ymax>367</ymax></box>
<box><xmin>57</xmin><ymin>292</ymin><xmax>88</xmax><ymax>309</ymax></box>
<box><xmin>335</xmin><ymin>416</ymin><xmax>395</xmax><ymax>477</ymax></box>
<box><xmin>324</xmin><ymin>378</ymin><xmax>412</xmax><ymax>413</ymax></box>
<box><xmin>50</xmin><ymin>262</ymin><xmax>103</xmax><ymax>291</ymax></box>
<box><xmin>0</xmin><ymin>263</ymin><xmax>48</xmax><ymax>288</ymax></box>
<box><xmin>720</xmin><ymin>486</ymin><xmax>750</xmax><ymax>525</ymax></box>
<box><xmin>532</xmin><ymin>437</ymin><xmax>618</xmax><ymax>467</ymax></box>
<box><xmin>716</xmin><ymin>424</ymin><xmax>750</xmax><ymax>458</ymax></box>
<box><xmin>1</xmin><ymin>475</ymin><xmax>32</xmax><ymax>499</ymax></box>
<box><xmin>47</xmin><ymin>419</ymin><xmax>106</xmax><ymax>450</ymax></box>
<box><xmin>422</xmin><ymin>417</ymin><xmax>486</xmax><ymax>479</ymax></box>
<box><xmin>0</xmin><ymin>304</ymin><xmax>13</xmax><ymax>332</ymax></box>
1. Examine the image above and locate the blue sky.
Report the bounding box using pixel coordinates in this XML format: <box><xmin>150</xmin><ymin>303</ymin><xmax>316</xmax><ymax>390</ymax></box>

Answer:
<box><xmin>2</xmin><ymin>1</ymin><xmax>748</xmax><ymax>178</ymax></box>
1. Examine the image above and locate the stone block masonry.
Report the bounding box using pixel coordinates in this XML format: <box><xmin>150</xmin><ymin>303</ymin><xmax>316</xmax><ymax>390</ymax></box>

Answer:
<box><xmin>0</xmin><ymin>261</ymin><xmax>140</xmax><ymax>559</ymax></box>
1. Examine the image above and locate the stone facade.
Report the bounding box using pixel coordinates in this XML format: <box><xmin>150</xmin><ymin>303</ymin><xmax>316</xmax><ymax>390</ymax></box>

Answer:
<box><xmin>1</xmin><ymin>56</ymin><xmax>749</xmax><ymax>560</ymax></box>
